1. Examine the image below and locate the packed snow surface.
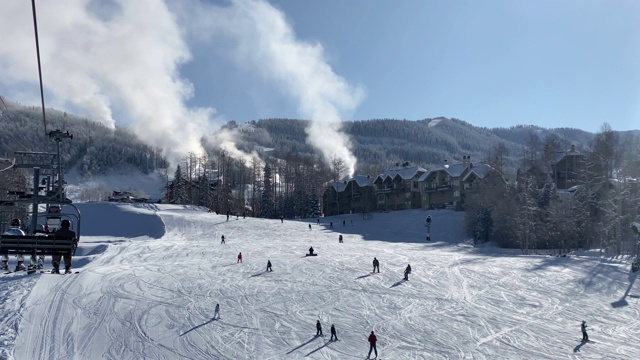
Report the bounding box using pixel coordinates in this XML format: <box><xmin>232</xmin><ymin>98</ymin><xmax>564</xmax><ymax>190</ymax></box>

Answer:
<box><xmin>1</xmin><ymin>203</ymin><xmax>639</xmax><ymax>359</ymax></box>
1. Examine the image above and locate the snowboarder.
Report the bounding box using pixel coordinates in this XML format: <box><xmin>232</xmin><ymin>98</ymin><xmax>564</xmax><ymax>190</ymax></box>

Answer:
<box><xmin>338</xmin><ymin>234</ymin><xmax>343</xmax><ymax>243</ymax></box>
<box><xmin>581</xmin><ymin>320</ymin><xmax>589</xmax><ymax>342</ymax></box>
<box><xmin>404</xmin><ymin>264</ymin><xmax>411</xmax><ymax>280</ymax></box>
<box><xmin>330</xmin><ymin>324</ymin><xmax>338</xmax><ymax>341</ymax></box>
<box><xmin>237</xmin><ymin>252</ymin><xmax>243</xmax><ymax>263</ymax></box>
<box><xmin>221</xmin><ymin>235</ymin><xmax>225</xmax><ymax>244</ymax></box>
<box><xmin>52</xmin><ymin>220</ymin><xmax>76</xmax><ymax>274</ymax></box>
<box><xmin>266</xmin><ymin>260</ymin><xmax>272</xmax><ymax>272</ymax></box>
<box><xmin>367</xmin><ymin>330</ymin><xmax>378</xmax><ymax>359</ymax></box>
<box><xmin>308</xmin><ymin>247</ymin><xmax>314</xmax><ymax>256</ymax></box>
<box><xmin>373</xmin><ymin>257</ymin><xmax>380</xmax><ymax>273</ymax></box>
<box><xmin>214</xmin><ymin>303</ymin><xmax>220</xmax><ymax>319</ymax></box>
<box><xmin>2</xmin><ymin>218</ymin><xmax>26</xmax><ymax>271</ymax></box>
<box><xmin>316</xmin><ymin>320</ymin><xmax>323</xmax><ymax>336</ymax></box>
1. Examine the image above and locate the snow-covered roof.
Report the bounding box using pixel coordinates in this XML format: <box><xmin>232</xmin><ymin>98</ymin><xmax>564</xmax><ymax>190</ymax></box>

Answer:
<box><xmin>461</xmin><ymin>163</ymin><xmax>493</xmax><ymax>182</ymax></box>
<box><xmin>552</xmin><ymin>148</ymin><xmax>583</xmax><ymax>164</ymax></box>
<box><xmin>350</xmin><ymin>175</ymin><xmax>374</xmax><ymax>188</ymax></box>
<box><xmin>329</xmin><ymin>180</ymin><xmax>348</xmax><ymax>193</ymax></box>
<box><xmin>419</xmin><ymin>162</ymin><xmax>468</xmax><ymax>181</ymax></box>
<box><xmin>375</xmin><ymin>166</ymin><xmax>426</xmax><ymax>183</ymax></box>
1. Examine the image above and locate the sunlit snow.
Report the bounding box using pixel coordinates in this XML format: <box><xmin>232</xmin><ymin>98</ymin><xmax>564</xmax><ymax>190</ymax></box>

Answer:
<box><xmin>1</xmin><ymin>203</ymin><xmax>639</xmax><ymax>359</ymax></box>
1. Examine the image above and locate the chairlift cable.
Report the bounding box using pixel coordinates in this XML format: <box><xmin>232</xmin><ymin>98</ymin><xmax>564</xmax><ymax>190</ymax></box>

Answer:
<box><xmin>31</xmin><ymin>0</ymin><xmax>48</xmax><ymax>134</ymax></box>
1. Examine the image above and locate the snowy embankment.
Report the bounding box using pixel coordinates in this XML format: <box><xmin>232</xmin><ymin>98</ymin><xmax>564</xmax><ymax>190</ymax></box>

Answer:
<box><xmin>1</xmin><ymin>204</ymin><xmax>639</xmax><ymax>359</ymax></box>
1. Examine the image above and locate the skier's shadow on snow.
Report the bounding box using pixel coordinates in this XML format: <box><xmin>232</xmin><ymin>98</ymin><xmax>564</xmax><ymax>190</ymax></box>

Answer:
<box><xmin>356</xmin><ymin>273</ymin><xmax>373</xmax><ymax>279</ymax></box>
<box><xmin>573</xmin><ymin>341</ymin><xmax>587</xmax><ymax>352</ymax></box>
<box><xmin>180</xmin><ymin>317</ymin><xmax>217</xmax><ymax>336</ymax></box>
<box><xmin>305</xmin><ymin>340</ymin><xmax>334</xmax><ymax>357</ymax></box>
<box><xmin>286</xmin><ymin>335</ymin><xmax>321</xmax><ymax>354</ymax></box>
<box><xmin>250</xmin><ymin>271</ymin><xmax>266</xmax><ymax>277</ymax></box>
<box><xmin>391</xmin><ymin>279</ymin><xmax>407</xmax><ymax>287</ymax></box>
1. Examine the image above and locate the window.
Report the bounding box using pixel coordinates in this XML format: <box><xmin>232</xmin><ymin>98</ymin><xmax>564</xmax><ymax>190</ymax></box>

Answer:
<box><xmin>454</xmin><ymin>190</ymin><xmax>460</xmax><ymax>198</ymax></box>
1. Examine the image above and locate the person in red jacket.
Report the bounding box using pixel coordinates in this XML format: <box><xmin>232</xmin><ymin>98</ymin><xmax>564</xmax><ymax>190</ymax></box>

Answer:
<box><xmin>237</xmin><ymin>252</ymin><xmax>243</xmax><ymax>263</ymax></box>
<box><xmin>367</xmin><ymin>330</ymin><xmax>378</xmax><ymax>359</ymax></box>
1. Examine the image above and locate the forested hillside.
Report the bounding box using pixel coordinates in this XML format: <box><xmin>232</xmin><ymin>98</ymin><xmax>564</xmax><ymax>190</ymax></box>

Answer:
<box><xmin>0</xmin><ymin>97</ymin><xmax>166</xmax><ymax>177</ymax></box>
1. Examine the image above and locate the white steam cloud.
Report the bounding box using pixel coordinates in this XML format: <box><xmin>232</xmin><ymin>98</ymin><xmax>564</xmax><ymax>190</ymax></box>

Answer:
<box><xmin>0</xmin><ymin>0</ymin><xmax>213</xmax><ymax>167</ymax></box>
<box><xmin>182</xmin><ymin>0</ymin><xmax>365</xmax><ymax>176</ymax></box>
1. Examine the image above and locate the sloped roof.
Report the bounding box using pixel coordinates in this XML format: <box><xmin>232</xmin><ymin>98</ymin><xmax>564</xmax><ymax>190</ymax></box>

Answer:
<box><xmin>552</xmin><ymin>148</ymin><xmax>583</xmax><ymax>164</ymax></box>
<box><xmin>461</xmin><ymin>163</ymin><xmax>493</xmax><ymax>181</ymax></box>
<box><xmin>419</xmin><ymin>162</ymin><xmax>468</xmax><ymax>181</ymax></box>
<box><xmin>350</xmin><ymin>175</ymin><xmax>374</xmax><ymax>187</ymax></box>
<box><xmin>375</xmin><ymin>166</ymin><xmax>427</xmax><ymax>183</ymax></box>
<box><xmin>329</xmin><ymin>180</ymin><xmax>347</xmax><ymax>193</ymax></box>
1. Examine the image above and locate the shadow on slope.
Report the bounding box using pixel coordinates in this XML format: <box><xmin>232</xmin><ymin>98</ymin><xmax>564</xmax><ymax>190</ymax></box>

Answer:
<box><xmin>312</xmin><ymin>209</ymin><xmax>467</xmax><ymax>245</ymax></box>
<box><xmin>75</xmin><ymin>203</ymin><xmax>165</xmax><ymax>238</ymax></box>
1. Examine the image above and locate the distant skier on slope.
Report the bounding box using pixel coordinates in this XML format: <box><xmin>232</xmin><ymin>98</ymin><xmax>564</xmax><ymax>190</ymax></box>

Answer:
<box><xmin>237</xmin><ymin>252</ymin><xmax>243</xmax><ymax>263</ymax></box>
<box><xmin>404</xmin><ymin>264</ymin><xmax>411</xmax><ymax>280</ymax></box>
<box><xmin>316</xmin><ymin>320</ymin><xmax>323</xmax><ymax>336</ymax></box>
<box><xmin>373</xmin><ymin>257</ymin><xmax>380</xmax><ymax>273</ymax></box>
<box><xmin>581</xmin><ymin>320</ymin><xmax>589</xmax><ymax>342</ymax></box>
<box><xmin>330</xmin><ymin>324</ymin><xmax>338</xmax><ymax>341</ymax></box>
<box><xmin>338</xmin><ymin>234</ymin><xmax>343</xmax><ymax>243</ymax></box>
<box><xmin>214</xmin><ymin>303</ymin><xmax>220</xmax><ymax>319</ymax></box>
<box><xmin>266</xmin><ymin>260</ymin><xmax>272</xmax><ymax>272</ymax></box>
<box><xmin>221</xmin><ymin>235</ymin><xmax>225</xmax><ymax>244</ymax></box>
<box><xmin>367</xmin><ymin>330</ymin><xmax>378</xmax><ymax>359</ymax></box>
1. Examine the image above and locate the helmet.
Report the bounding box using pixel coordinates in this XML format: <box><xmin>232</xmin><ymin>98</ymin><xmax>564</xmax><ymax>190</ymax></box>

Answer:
<box><xmin>10</xmin><ymin>218</ymin><xmax>20</xmax><ymax>227</ymax></box>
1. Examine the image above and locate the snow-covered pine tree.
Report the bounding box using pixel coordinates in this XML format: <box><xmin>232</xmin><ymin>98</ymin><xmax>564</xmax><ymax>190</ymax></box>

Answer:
<box><xmin>260</xmin><ymin>163</ymin><xmax>275</xmax><ymax>218</ymax></box>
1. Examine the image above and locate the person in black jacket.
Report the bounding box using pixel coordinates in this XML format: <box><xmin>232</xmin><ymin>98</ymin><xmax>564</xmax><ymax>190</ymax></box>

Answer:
<box><xmin>52</xmin><ymin>220</ymin><xmax>76</xmax><ymax>274</ymax></box>
<box><xmin>404</xmin><ymin>264</ymin><xmax>411</xmax><ymax>280</ymax></box>
<box><xmin>316</xmin><ymin>320</ymin><xmax>323</xmax><ymax>336</ymax></box>
<box><xmin>266</xmin><ymin>260</ymin><xmax>272</xmax><ymax>272</ymax></box>
<box><xmin>373</xmin><ymin>257</ymin><xmax>380</xmax><ymax>273</ymax></box>
<box><xmin>330</xmin><ymin>324</ymin><xmax>338</xmax><ymax>341</ymax></box>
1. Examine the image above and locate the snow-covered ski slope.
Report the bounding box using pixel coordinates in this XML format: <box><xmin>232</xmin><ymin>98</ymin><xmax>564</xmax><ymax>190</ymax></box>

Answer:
<box><xmin>1</xmin><ymin>203</ymin><xmax>639</xmax><ymax>359</ymax></box>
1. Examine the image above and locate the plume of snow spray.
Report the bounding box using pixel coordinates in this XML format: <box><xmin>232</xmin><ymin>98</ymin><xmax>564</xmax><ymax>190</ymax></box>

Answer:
<box><xmin>182</xmin><ymin>0</ymin><xmax>365</xmax><ymax>177</ymax></box>
<box><xmin>0</xmin><ymin>0</ymin><xmax>214</xmax><ymax>167</ymax></box>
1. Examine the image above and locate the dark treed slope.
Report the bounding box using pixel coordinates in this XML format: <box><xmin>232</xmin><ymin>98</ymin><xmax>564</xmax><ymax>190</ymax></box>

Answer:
<box><xmin>239</xmin><ymin>117</ymin><xmax>604</xmax><ymax>177</ymax></box>
<box><xmin>4</xmin><ymin>97</ymin><xmax>634</xmax><ymax>180</ymax></box>
<box><xmin>0</xmin><ymin>97</ymin><xmax>166</xmax><ymax>177</ymax></box>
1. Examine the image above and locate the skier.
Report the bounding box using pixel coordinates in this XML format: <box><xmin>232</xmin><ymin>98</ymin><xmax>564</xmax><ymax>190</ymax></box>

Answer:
<box><xmin>581</xmin><ymin>320</ymin><xmax>589</xmax><ymax>342</ymax></box>
<box><xmin>281</xmin><ymin>216</ymin><xmax>284</xmax><ymax>223</ymax></box>
<box><xmin>237</xmin><ymin>252</ymin><xmax>243</xmax><ymax>263</ymax></box>
<box><xmin>214</xmin><ymin>303</ymin><xmax>220</xmax><ymax>319</ymax></box>
<box><xmin>404</xmin><ymin>264</ymin><xmax>412</xmax><ymax>280</ymax></box>
<box><xmin>317</xmin><ymin>218</ymin><xmax>320</xmax><ymax>225</ymax></box>
<box><xmin>221</xmin><ymin>235</ymin><xmax>225</xmax><ymax>244</ymax></box>
<box><xmin>367</xmin><ymin>330</ymin><xmax>378</xmax><ymax>359</ymax></box>
<box><xmin>2</xmin><ymin>218</ymin><xmax>26</xmax><ymax>271</ymax></box>
<box><xmin>226</xmin><ymin>211</ymin><xmax>230</xmax><ymax>222</ymax></box>
<box><xmin>330</xmin><ymin>222</ymin><xmax>333</xmax><ymax>228</ymax></box>
<box><xmin>316</xmin><ymin>320</ymin><xmax>323</xmax><ymax>336</ymax></box>
<box><xmin>330</xmin><ymin>324</ymin><xmax>338</xmax><ymax>341</ymax></box>
<box><xmin>339</xmin><ymin>234</ymin><xmax>343</xmax><ymax>243</ymax></box>
<box><xmin>266</xmin><ymin>260</ymin><xmax>272</xmax><ymax>272</ymax></box>
<box><xmin>373</xmin><ymin>257</ymin><xmax>380</xmax><ymax>273</ymax></box>
<box><xmin>342</xmin><ymin>220</ymin><xmax>345</xmax><ymax>227</ymax></box>
<box><xmin>308</xmin><ymin>247</ymin><xmax>314</xmax><ymax>256</ymax></box>
<box><xmin>309</xmin><ymin>224</ymin><xmax>312</xmax><ymax>230</ymax></box>
<box><xmin>52</xmin><ymin>220</ymin><xmax>76</xmax><ymax>274</ymax></box>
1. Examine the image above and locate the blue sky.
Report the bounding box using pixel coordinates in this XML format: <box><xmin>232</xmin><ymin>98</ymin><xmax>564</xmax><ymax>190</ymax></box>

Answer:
<box><xmin>1</xmin><ymin>0</ymin><xmax>638</xmax><ymax>156</ymax></box>
<box><xmin>182</xmin><ymin>0</ymin><xmax>640</xmax><ymax>132</ymax></box>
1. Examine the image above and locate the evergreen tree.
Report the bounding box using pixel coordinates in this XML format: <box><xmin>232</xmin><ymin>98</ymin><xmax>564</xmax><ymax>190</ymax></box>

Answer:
<box><xmin>260</xmin><ymin>163</ymin><xmax>275</xmax><ymax>218</ymax></box>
